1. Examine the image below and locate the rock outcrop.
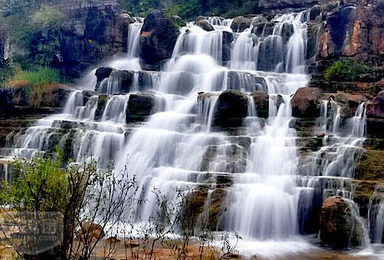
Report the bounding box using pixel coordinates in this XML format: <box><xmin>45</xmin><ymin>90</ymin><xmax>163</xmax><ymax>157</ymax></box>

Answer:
<box><xmin>312</xmin><ymin>1</ymin><xmax>384</xmax><ymax>69</ymax></box>
<box><xmin>139</xmin><ymin>10</ymin><xmax>180</xmax><ymax>71</ymax></box>
<box><xmin>126</xmin><ymin>93</ymin><xmax>157</xmax><ymax>123</ymax></box>
<box><xmin>366</xmin><ymin>90</ymin><xmax>384</xmax><ymax>138</ymax></box>
<box><xmin>291</xmin><ymin>87</ymin><xmax>322</xmax><ymax>118</ymax></box>
<box><xmin>196</xmin><ymin>20</ymin><xmax>214</xmax><ymax>31</ymax></box>
<box><xmin>230</xmin><ymin>16</ymin><xmax>252</xmax><ymax>32</ymax></box>
<box><xmin>214</xmin><ymin>90</ymin><xmax>249</xmax><ymax>128</ymax></box>
<box><xmin>320</xmin><ymin>196</ymin><xmax>363</xmax><ymax>249</ymax></box>
<box><xmin>251</xmin><ymin>90</ymin><xmax>269</xmax><ymax>118</ymax></box>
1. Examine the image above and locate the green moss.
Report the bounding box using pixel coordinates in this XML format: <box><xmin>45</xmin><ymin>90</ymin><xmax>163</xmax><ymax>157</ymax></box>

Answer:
<box><xmin>354</xmin><ymin>150</ymin><xmax>384</xmax><ymax>181</ymax></box>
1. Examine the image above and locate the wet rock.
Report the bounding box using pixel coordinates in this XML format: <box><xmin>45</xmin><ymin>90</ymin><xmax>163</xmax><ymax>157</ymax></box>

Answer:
<box><xmin>196</xmin><ymin>20</ymin><xmax>214</xmax><ymax>32</ymax></box>
<box><xmin>320</xmin><ymin>196</ymin><xmax>362</xmax><ymax>249</ymax></box>
<box><xmin>94</xmin><ymin>94</ymin><xmax>109</xmax><ymax>120</ymax></box>
<box><xmin>138</xmin><ymin>71</ymin><xmax>154</xmax><ymax>91</ymax></box>
<box><xmin>82</xmin><ymin>90</ymin><xmax>97</xmax><ymax>104</ymax></box>
<box><xmin>214</xmin><ymin>90</ymin><xmax>249</xmax><ymax>128</ymax></box>
<box><xmin>95</xmin><ymin>67</ymin><xmax>114</xmax><ymax>84</ymax></box>
<box><xmin>126</xmin><ymin>93</ymin><xmax>156</xmax><ymax>123</ymax></box>
<box><xmin>227</xmin><ymin>71</ymin><xmax>267</xmax><ymax>92</ymax></box>
<box><xmin>139</xmin><ymin>10</ymin><xmax>180</xmax><ymax>71</ymax></box>
<box><xmin>291</xmin><ymin>87</ymin><xmax>322</xmax><ymax>118</ymax></box>
<box><xmin>230</xmin><ymin>16</ymin><xmax>252</xmax><ymax>32</ymax></box>
<box><xmin>55</xmin><ymin>120</ymin><xmax>78</xmax><ymax>130</ymax></box>
<box><xmin>251</xmin><ymin>90</ymin><xmax>269</xmax><ymax>118</ymax></box>
<box><xmin>222</xmin><ymin>31</ymin><xmax>233</xmax><ymax>65</ymax></box>
<box><xmin>107</xmin><ymin>70</ymin><xmax>135</xmax><ymax>94</ymax></box>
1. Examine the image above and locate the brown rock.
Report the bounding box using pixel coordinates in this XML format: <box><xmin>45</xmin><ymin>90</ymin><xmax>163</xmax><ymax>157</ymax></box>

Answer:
<box><xmin>320</xmin><ymin>196</ymin><xmax>362</xmax><ymax>249</ymax></box>
<box><xmin>291</xmin><ymin>87</ymin><xmax>322</xmax><ymax>118</ymax></box>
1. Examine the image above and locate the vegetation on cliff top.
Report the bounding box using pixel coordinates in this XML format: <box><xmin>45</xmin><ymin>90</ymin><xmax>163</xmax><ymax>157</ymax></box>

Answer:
<box><xmin>6</xmin><ymin>67</ymin><xmax>63</xmax><ymax>107</ymax></box>
<box><xmin>118</xmin><ymin>0</ymin><xmax>261</xmax><ymax>19</ymax></box>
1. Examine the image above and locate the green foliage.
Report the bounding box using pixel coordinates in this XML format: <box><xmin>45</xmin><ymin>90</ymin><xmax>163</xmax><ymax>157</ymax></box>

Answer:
<box><xmin>31</xmin><ymin>5</ymin><xmax>65</xmax><ymax>29</ymax></box>
<box><xmin>11</xmin><ymin>67</ymin><xmax>62</xmax><ymax>87</ymax></box>
<box><xmin>1</xmin><ymin>3</ymin><xmax>65</xmax><ymax>69</ymax></box>
<box><xmin>166</xmin><ymin>0</ymin><xmax>201</xmax><ymax>20</ymax></box>
<box><xmin>0</xmin><ymin>62</ymin><xmax>15</xmax><ymax>84</ymax></box>
<box><xmin>0</xmin><ymin>154</ymin><xmax>67</xmax><ymax>212</ymax></box>
<box><xmin>325</xmin><ymin>60</ymin><xmax>370</xmax><ymax>82</ymax></box>
<box><xmin>6</xmin><ymin>67</ymin><xmax>62</xmax><ymax>107</ymax></box>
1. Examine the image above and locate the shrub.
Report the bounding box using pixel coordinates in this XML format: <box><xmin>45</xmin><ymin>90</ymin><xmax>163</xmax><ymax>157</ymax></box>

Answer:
<box><xmin>325</xmin><ymin>60</ymin><xmax>370</xmax><ymax>82</ymax></box>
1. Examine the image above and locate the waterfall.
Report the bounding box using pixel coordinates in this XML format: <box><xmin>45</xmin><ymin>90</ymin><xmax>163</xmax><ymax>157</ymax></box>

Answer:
<box><xmin>2</xmin><ymin>8</ymin><xmax>380</xmax><ymax>257</ymax></box>
<box><xmin>374</xmin><ymin>201</ymin><xmax>384</xmax><ymax>243</ymax></box>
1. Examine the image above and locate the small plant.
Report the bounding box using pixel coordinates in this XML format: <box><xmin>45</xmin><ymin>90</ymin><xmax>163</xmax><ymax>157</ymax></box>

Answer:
<box><xmin>325</xmin><ymin>60</ymin><xmax>370</xmax><ymax>82</ymax></box>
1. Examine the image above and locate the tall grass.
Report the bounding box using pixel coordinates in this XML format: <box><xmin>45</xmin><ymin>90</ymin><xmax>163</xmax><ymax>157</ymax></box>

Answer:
<box><xmin>7</xmin><ymin>67</ymin><xmax>62</xmax><ymax>107</ymax></box>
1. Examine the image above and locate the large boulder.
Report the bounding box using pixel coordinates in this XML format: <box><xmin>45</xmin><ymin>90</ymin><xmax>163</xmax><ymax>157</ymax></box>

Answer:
<box><xmin>230</xmin><ymin>16</ymin><xmax>252</xmax><ymax>32</ymax></box>
<box><xmin>196</xmin><ymin>20</ymin><xmax>214</xmax><ymax>32</ymax></box>
<box><xmin>95</xmin><ymin>67</ymin><xmax>114</xmax><ymax>84</ymax></box>
<box><xmin>291</xmin><ymin>87</ymin><xmax>322</xmax><ymax>118</ymax></box>
<box><xmin>213</xmin><ymin>90</ymin><xmax>249</xmax><ymax>128</ymax></box>
<box><xmin>126</xmin><ymin>93</ymin><xmax>156</xmax><ymax>123</ymax></box>
<box><xmin>139</xmin><ymin>10</ymin><xmax>180</xmax><ymax>71</ymax></box>
<box><xmin>320</xmin><ymin>196</ymin><xmax>363</xmax><ymax>249</ymax></box>
<box><xmin>251</xmin><ymin>90</ymin><xmax>269</xmax><ymax>118</ymax></box>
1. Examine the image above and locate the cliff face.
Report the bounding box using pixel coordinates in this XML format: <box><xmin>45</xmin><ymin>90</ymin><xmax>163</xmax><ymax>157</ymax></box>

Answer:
<box><xmin>52</xmin><ymin>0</ymin><xmax>131</xmax><ymax>77</ymax></box>
<box><xmin>2</xmin><ymin>0</ymin><xmax>131</xmax><ymax>77</ymax></box>
<box><xmin>315</xmin><ymin>1</ymin><xmax>384</xmax><ymax>65</ymax></box>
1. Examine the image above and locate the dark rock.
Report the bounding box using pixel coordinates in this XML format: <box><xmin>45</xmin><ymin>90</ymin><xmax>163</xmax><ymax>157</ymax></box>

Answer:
<box><xmin>222</xmin><ymin>31</ymin><xmax>233</xmax><ymax>65</ymax></box>
<box><xmin>107</xmin><ymin>70</ymin><xmax>135</xmax><ymax>94</ymax></box>
<box><xmin>230</xmin><ymin>16</ymin><xmax>252</xmax><ymax>32</ymax></box>
<box><xmin>170</xmin><ymin>15</ymin><xmax>186</xmax><ymax>28</ymax></box>
<box><xmin>195</xmin><ymin>16</ymin><xmax>206</xmax><ymax>22</ymax></box>
<box><xmin>126</xmin><ymin>93</ymin><xmax>156</xmax><ymax>123</ymax></box>
<box><xmin>214</xmin><ymin>90</ymin><xmax>249</xmax><ymax>128</ymax></box>
<box><xmin>320</xmin><ymin>196</ymin><xmax>363</xmax><ymax>249</ymax></box>
<box><xmin>95</xmin><ymin>67</ymin><xmax>114</xmax><ymax>84</ymax></box>
<box><xmin>56</xmin><ymin>1</ymin><xmax>130</xmax><ymax>77</ymax></box>
<box><xmin>138</xmin><ymin>71</ymin><xmax>154</xmax><ymax>91</ymax></box>
<box><xmin>366</xmin><ymin>90</ymin><xmax>384</xmax><ymax>119</ymax></box>
<box><xmin>39</xmin><ymin>85</ymin><xmax>72</xmax><ymax>108</ymax></box>
<box><xmin>94</xmin><ymin>94</ymin><xmax>109</xmax><ymax>120</ymax></box>
<box><xmin>140</xmin><ymin>10</ymin><xmax>180</xmax><ymax>71</ymax></box>
<box><xmin>196</xmin><ymin>20</ymin><xmax>214</xmax><ymax>32</ymax></box>
<box><xmin>291</xmin><ymin>87</ymin><xmax>322</xmax><ymax>118</ymax></box>
<box><xmin>366</xmin><ymin>91</ymin><xmax>384</xmax><ymax>137</ymax></box>
<box><xmin>82</xmin><ymin>90</ymin><xmax>97</xmax><ymax>104</ymax></box>
<box><xmin>251</xmin><ymin>90</ymin><xmax>269</xmax><ymax>118</ymax></box>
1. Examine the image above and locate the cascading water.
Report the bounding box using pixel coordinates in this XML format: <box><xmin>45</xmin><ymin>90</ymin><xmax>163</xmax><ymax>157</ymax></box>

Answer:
<box><xmin>2</xmin><ymin>10</ymin><xmax>383</xmax><ymax>258</ymax></box>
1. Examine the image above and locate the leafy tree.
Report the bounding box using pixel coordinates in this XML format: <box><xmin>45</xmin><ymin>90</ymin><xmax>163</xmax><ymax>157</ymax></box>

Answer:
<box><xmin>0</xmin><ymin>153</ymin><xmax>137</xmax><ymax>260</ymax></box>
